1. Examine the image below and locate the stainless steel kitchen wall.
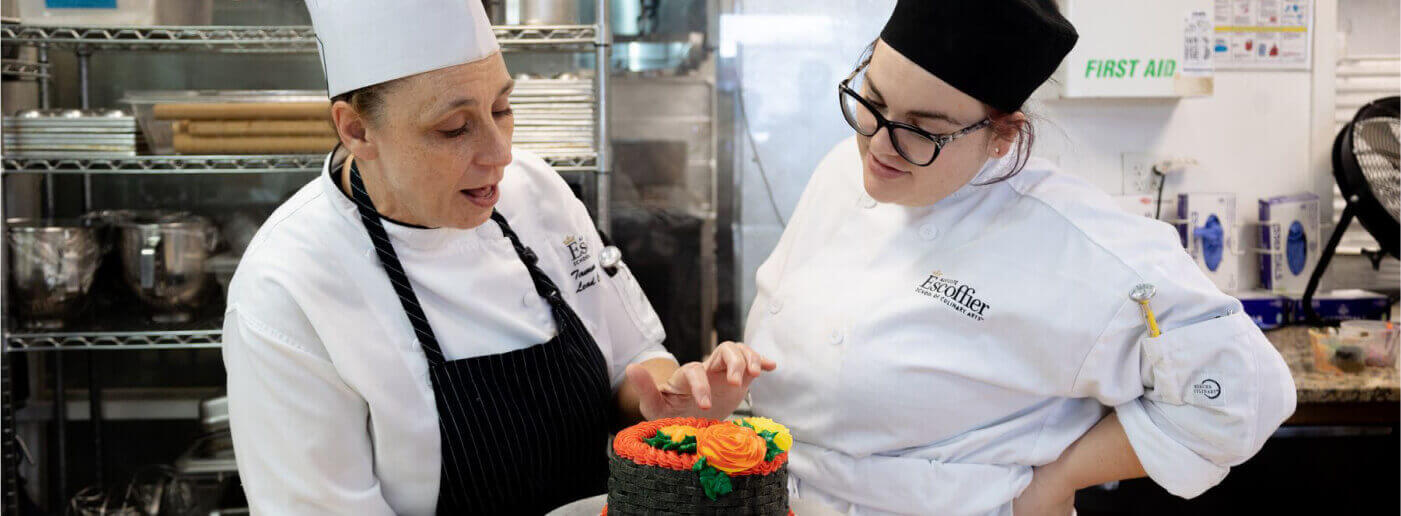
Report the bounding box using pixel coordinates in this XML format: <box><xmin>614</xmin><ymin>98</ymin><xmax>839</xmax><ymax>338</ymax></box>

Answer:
<box><xmin>717</xmin><ymin>0</ymin><xmax>895</xmax><ymax>330</ymax></box>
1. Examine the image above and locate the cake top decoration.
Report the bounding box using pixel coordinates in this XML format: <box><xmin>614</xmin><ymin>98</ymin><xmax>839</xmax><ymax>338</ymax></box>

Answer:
<box><xmin>614</xmin><ymin>417</ymin><xmax>792</xmax><ymax>500</ymax></box>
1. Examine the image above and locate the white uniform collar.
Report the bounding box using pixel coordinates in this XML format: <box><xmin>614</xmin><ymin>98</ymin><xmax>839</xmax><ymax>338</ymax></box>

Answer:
<box><xmin>873</xmin><ymin>151</ymin><xmax>1013</xmax><ymax>223</ymax></box>
<box><xmin>318</xmin><ymin>149</ymin><xmax>487</xmax><ymax>252</ymax></box>
<box><xmin>939</xmin><ymin>152</ymin><xmax>1014</xmax><ymax>204</ymax></box>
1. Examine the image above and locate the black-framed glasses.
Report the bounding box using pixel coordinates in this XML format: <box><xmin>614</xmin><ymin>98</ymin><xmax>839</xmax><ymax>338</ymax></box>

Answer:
<box><xmin>839</xmin><ymin>78</ymin><xmax>991</xmax><ymax>167</ymax></box>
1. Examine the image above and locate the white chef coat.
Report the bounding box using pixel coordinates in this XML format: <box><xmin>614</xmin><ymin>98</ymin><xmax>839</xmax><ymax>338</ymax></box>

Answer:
<box><xmin>745</xmin><ymin>137</ymin><xmax>1297</xmax><ymax>516</ymax></box>
<box><xmin>222</xmin><ymin>147</ymin><xmax>673</xmax><ymax>515</ymax></box>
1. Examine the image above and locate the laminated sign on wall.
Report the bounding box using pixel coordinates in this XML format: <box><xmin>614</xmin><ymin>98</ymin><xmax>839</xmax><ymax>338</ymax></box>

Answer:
<box><xmin>1213</xmin><ymin>0</ymin><xmax>1313</xmax><ymax>70</ymax></box>
<box><xmin>1058</xmin><ymin>0</ymin><xmax>1215</xmax><ymax>98</ymax></box>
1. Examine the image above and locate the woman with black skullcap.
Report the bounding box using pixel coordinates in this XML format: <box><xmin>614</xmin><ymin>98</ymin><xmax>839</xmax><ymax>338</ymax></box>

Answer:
<box><xmin>741</xmin><ymin>2</ymin><xmax>1295</xmax><ymax>514</ymax></box>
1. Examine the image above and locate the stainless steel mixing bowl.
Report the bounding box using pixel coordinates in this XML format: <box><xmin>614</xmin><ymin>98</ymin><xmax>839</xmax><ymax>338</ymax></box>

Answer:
<box><xmin>115</xmin><ymin>213</ymin><xmax>217</xmax><ymax>323</ymax></box>
<box><xmin>6</xmin><ymin>218</ymin><xmax>103</xmax><ymax>328</ymax></box>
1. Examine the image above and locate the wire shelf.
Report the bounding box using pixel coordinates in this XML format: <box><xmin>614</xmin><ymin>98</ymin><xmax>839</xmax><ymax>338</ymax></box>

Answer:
<box><xmin>3</xmin><ymin>152</ymin><xmax>598</xmax><ymax>174</ymax></box>
<box><xmin>0</xmin><ymin>25</ymin><xmax>317</xmax><ymax>53</ymax></box>
<box><xmin>534</xmin><ymin>151</ymin><xmax>598</xmax><ymax>172</ymax></box>
<box><xmin>0</xmin><ymin>59</ymin><xmax>49</xmax><ymax>80</ymax></box>
<box><xmin>2</xmin><ymin>154</ymin><xmax>321</xmax><ymax>174</ymax></box>
<box><xmin>5</xmin><ymin>329</ymin><xmax>221</xmax><ymax>352</ymax></box>
<box><xmin>494</xmin><ymin>25</ymin><xmax>600</xmax><ymax>48</ymax></box>
<box><xmin>0</xmin><ymin>24</ymin><xmax>599</xmax><ymax>53</ymax></box>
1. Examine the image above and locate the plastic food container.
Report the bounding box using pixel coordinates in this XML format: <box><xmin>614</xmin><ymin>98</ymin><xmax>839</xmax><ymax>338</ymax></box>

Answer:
<box><xmin>1339</xmin><ymin>320</ymin><xmax>1399</xmax><ymax>368</ymax></box>
<box><xmin>1309</xmin><ymin>328</ymin><xmax>1373</xmax><ymax>374</ymax></box>
<box><xmin>119</xmin><ymin>90</ymin><xmax>327</xmax><ymax>154</ymax></box>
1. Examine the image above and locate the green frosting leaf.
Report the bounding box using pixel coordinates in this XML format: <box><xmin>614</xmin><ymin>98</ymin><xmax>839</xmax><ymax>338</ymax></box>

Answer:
<box><xmin>644</xmin><ymin>430</ymin><xmax>674</xmax><ymax>450</ymax></box>
<box><xmin>698</xmin><ymin>465</ymin><xmax>734</xmax><ymax>500</ymax></box>
<box><xmin>692</xmin><ymin>455</ymin><xmax>708</xmax><ymax>472</ymax></box>
<box><xmin>649</xmin><ymin>432</ymin><xmax>698</xmax><ymax>452</ymax></box>
<box><xmin>676</xmin><ymin>435</ymin><xmax>698</xmax><ymax>453</ymax></box>
<box><xmin>757</xmin><ymin>430</ymin><xmax>782</xmax><ymax>461</ymax></box>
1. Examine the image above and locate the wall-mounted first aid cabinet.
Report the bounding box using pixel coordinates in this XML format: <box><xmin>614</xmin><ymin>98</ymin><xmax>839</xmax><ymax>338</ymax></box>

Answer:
<box><xmin>1055</xmin><ymin>0</ymin><xmax>1216</xmax><ymax>98</ymax></box>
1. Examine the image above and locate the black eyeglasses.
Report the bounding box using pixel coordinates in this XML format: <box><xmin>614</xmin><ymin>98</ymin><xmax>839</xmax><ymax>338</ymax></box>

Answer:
<box><xmin>839</xmin><ymin>78</ymin><xmax>991</xmax><ymax>167</ymax></box>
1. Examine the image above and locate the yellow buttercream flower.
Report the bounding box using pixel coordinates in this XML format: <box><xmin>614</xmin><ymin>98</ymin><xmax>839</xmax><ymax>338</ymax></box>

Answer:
<box><xmin>743</xmin><ymin>417</ymin><xmax>792</xmax><ymax>452</ymax></box>
<box><xmin>659</xmin><ymin>425</ymin><xmax>698</xmax><ymax>443</ymax></box>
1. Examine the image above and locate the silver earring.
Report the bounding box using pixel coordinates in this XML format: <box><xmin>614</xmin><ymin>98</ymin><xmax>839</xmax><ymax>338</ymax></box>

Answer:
<box><xmin>994</xmin><ymin>147</ymin><xmax>1000</xmax><ymax>154</ymax></box>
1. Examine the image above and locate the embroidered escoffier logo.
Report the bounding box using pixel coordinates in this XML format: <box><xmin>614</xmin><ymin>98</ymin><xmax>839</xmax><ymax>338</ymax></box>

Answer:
<box><xmin>1193</xmin><ymin>379</ymin><xmax>1222</xmax><ymax>399</ymax></box>
<box><xmin>562</xmin><ymin>235</ymin><xmax>599</xmax><ymax>293</ymax></box>
<box><xmin>563</xmin><ymin>235</ymin><xmax>590</xmax><ymax>267</ymax></box>
<box><xmin>914</xmin><ymin>270</ymin><xmax>991</xmax><ymax>322</ymax></box>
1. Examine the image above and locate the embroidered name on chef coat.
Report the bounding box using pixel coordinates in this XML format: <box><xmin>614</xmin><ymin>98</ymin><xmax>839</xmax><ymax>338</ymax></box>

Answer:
<box><xmin>563</xmin><ymin>235</ymin><xmax>600</xmax><ymax>293</ymax></box>
<box><xmin>914</xmin><ymin>270</ymin><xmax>991</xmax><ymax>322</ymax></box>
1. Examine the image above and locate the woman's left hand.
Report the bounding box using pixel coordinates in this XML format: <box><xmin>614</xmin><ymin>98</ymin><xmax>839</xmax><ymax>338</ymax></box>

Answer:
<box><xmin>624</xmin><ymin>341</ymin><xmax>776</xmax><ymax>421</ymax></box>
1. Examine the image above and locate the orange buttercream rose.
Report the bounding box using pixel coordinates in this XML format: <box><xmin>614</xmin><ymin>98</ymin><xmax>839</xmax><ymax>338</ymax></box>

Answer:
<box><xmin>696</xmin><ymin>423</ymin><xmax>766</xmax><ymax>473</ymax></box>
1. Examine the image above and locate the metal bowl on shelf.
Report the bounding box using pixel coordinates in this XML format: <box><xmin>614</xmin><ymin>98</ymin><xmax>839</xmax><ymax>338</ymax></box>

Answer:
<box><xmin>114</xmin><ymin>212</ymin><xmax>218</xmax><ymax>323</ymax></box>
<box><xmin>5</xmin><ymin>218</ymin><xmax>103</xmax><ymax>329</ymax></box>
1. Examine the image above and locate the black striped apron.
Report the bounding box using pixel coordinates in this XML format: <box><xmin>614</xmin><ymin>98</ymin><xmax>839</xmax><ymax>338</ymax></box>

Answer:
<box><xmin>348</xmin><ymin>162</ymin><xmax>614</xmax><ymax>515</ymax></box>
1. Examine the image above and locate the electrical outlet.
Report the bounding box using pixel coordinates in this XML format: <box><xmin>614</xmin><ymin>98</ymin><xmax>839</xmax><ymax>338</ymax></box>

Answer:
<box><xmin>1121</xmin><ymin>152</ymin><xmax>1159</xmax><ymax>195</ymax></box>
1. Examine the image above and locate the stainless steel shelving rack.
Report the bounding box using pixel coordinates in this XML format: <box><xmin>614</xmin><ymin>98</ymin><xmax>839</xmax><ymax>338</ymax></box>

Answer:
<box><xmin>2</xmin><ymin>152</ymin><xmax>598</xmax><ymax>175</ymax></box>
<box><xmin>6</xmin><ymin>330</ymin><xmax>222</xmax><ymax>352</ymax></box>
<box><xmin>0</xmin><ymin>5</ymin><xmax>612</xmax><ymax>512</ymax></box>
<box><xmin>1</xmin><ymin>24</ymin><xmax>598</xmax><ymax>52</ymax></box>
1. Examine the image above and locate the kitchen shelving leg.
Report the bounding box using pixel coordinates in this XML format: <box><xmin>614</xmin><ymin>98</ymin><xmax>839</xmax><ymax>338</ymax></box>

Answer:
<box><xmin>50</xmin><ymin>352</ymin><xmax>65</xmax><ymax>512</ymax></box>
<box><xmin>36</xmin><ymin>45</ymin><xmax>50</xmax><ymax>109</ymax></box>
<box><xmin>76</xmin><ymin>48</ymin><xmax>91</xmax><ymax>110</ymax></box>
<box><xmin>86</xmin><ymin>352</ymin><xmax>102</xmax><ymax>488</ymax></box>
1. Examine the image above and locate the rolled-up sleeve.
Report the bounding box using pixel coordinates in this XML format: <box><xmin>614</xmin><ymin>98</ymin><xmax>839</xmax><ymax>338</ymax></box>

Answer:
<box><xmin>223</xmin><ymin>306</ymin><xmax>397</xmax><ymax>515</ymax></box>
<box><xmin>1075</xmin><ymin>299</ymin><xmax>1297</xmax><ymax>498</ymax></box>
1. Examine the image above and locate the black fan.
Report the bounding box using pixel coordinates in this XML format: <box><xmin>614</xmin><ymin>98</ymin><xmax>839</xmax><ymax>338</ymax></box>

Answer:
<box><xmin>1302</xmin><ymin>96</ymin><xmax>1400</xmax><ymax>323</ymax></box>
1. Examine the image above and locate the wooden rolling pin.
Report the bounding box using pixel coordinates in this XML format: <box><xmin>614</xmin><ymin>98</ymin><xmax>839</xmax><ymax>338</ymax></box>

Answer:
<box><xmin>173</xmin><ymin>133</ymin><xmax>340</xmax><ymax>154</ymax></box>
<box><xmin>154</xmin><ymin>102</ymin><xmax>331</xmax><ymax>121</ymax></box>
<box><xmin>176</xmin><ymin>120</ymin><xmax>336</xmax><ymax>137</ymax></box>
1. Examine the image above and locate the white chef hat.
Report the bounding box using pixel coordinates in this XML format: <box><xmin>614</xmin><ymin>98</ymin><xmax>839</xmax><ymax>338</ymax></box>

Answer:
<box><xmin>305</xmin><ymin>0</ymin><xmax>501</xmax><ymax>98</ymax></box>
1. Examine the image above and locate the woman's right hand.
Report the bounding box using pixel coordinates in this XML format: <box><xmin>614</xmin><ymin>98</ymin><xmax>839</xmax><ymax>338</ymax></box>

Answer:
<box><xmin>624</xmin><ymin>341</ymin><xmax>776</xmax><ymax>421</ymax></box>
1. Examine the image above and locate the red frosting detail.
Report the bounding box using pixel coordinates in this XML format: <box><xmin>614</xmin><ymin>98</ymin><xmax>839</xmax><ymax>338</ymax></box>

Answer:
<box><xmin>613</xmin><ymin>417</ymin><xmax>789</xmax><ymax>475</ymax></box>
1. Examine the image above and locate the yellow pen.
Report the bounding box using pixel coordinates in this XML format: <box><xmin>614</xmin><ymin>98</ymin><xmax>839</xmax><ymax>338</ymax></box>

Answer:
<box><xmin>1130</xmin><ymin>283</ymin><xmax>1161</xmax><ymax>338</ymax></box>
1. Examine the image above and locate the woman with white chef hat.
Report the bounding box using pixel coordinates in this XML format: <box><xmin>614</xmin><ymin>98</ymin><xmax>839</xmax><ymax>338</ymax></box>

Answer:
<box><xmin>742</xmin><ymin>1</ymin><xmax>1296</xmax><ymax>515</ymax></box>
<box><xmin>222</xmin><ymin>1</ymin><xmax>773</xmax><ymax>514</ymax></box>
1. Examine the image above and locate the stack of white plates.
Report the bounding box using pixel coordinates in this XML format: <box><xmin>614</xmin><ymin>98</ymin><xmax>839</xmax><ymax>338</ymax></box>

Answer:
<box><xmin>510</xmin><ymin>74</ymin><xmax>596</xmax><ymax>158</ymax></box>
<box><xmin>3</xmin><ymin>109</ymin><xmax>140</xmax><ymax>156</ymax></box>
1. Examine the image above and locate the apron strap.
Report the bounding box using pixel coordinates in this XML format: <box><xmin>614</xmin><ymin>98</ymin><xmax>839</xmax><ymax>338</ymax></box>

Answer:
<box><xmin>489</xmin><ymin>211</ymin><xmax>567</xmax><ymax>304</ymax></box>
<box><xmin>347</xmin><ymin>159</ymin><xmax>448</xmax><ymax>367</ymax></box>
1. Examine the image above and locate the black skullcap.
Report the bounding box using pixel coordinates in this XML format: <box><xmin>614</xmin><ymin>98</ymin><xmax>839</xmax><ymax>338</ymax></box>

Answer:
<box><xmin>879</xmin><ymin>0</ymin><xmax>1078</xmax><ymax>113</ymax></box>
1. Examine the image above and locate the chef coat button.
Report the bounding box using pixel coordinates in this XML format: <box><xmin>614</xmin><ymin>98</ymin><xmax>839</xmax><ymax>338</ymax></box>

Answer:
<box><xmin>521</xmin><ymin>292</ymin><xmax>535</xmax><ymax>308</ymax></box>
<box><xmin>599</xmin><ymin>245</ymin><xmax>622</xmax><ymax>268</ymax></box>
<box><xmin>768</xmin><ymin>298</ymin><xmax>784</xmax><ymax>314</ymax></box>
<box><xmin>827</xmin><ymin>330</ymin><xmax>843</xmax><ymax>345</ymax></box>
<box><xmin>919</xmin><ymin>224</ymin><xmax>939</xmax><ymax>240</ymax></box>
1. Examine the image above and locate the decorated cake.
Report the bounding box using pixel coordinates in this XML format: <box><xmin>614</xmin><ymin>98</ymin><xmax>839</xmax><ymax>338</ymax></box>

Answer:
<box><xmin>605</xmin><ymin>417</ymin><xmax>793</xmax><ymax>516</ymax></box>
